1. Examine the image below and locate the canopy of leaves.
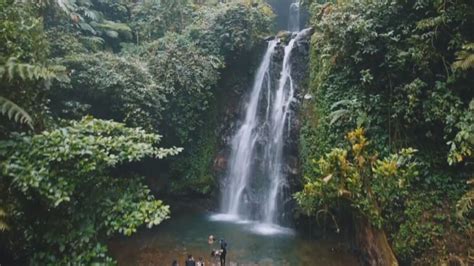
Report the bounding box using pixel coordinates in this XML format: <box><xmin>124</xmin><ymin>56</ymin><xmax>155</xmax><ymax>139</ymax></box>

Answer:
<box><xmin>144</xmin><ymin>33</ymin><xmax>222</xmax><ymax>143</ymax></box>
<box><xmin>50</xmin><ymin>52</ymin><xmax>165</xmax><ymax>132</ymax></box>
<box><xmin>186</xmin><ymin>1</ymin><xmax>275</xmax><ymax>57</ymax></box>
<box><xmin>130</xmin><ymin>0</ymin><xmax>194</xmax><ymax>42</ymax></box>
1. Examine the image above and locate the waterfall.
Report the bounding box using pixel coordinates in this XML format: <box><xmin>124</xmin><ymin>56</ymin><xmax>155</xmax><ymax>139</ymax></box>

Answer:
<box><xmin>221</xmin><ymin>40</ymin><xmax>277</xmax><ymax>218</ymax></box>
<box><xmin>213</xmin><ymin>1</ymin><xmax>310</xmax><ymax>234</ymax></box>
<box><xmin>288</xmin><ymin>0</ymin><xmax>300</xmax><ymax>33</ymax></box>
<box><xmin>216</xmin><ymin>30</ymin><xmax>310</xmax><ymax>230</ymax></box>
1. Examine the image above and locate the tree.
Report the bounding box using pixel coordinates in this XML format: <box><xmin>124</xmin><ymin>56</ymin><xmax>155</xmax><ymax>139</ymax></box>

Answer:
<box><xmin>0</xmin><ymin>117</ymin><xmax>181</xmax><ymax>264</ymax></box>
<box><xmin>50</xmin><ymin>52</ymin><xmax>165</xmax><ymax>132</ymax></box>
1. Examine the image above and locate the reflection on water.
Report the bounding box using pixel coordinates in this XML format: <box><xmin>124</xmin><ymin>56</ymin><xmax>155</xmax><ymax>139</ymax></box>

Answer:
<box><xmin>109</xmin><ymin>209</ymin><xmax>358</xmax><ymax>266</ymax></box>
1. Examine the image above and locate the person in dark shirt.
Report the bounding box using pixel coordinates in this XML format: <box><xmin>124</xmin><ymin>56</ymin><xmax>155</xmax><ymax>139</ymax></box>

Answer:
<box><xmin>172</xmin><ymin>259</ymin><xmax>179</xmax><ymax>266</ymax></box>
<box><xmin>219</xmin><ymin>240</ymin><xmax>227</xmax><ymax>266</ymax></box>
<box><xmin>185</xmin><ymin>254</ymin><xmax>196</xmax><ymax>266</ymax></box>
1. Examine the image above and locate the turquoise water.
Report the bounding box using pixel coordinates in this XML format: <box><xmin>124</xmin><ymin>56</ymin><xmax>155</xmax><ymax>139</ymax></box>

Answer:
<box><xmin>109</xmin><ymin>209</ymin><xmax>358</xmax><ymax>266</ymax></box>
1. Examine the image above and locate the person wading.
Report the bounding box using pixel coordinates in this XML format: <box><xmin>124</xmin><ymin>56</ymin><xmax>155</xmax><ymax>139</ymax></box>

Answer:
<box><xmin>219</xmin><ymin>240</ymin><xmax>227</xmax><ymax>266</ymax></box>
<box><xmin>196</xmin><ymin>257</ymin><xmax>205</xmax><ymax>266</ymax></box>
<box><xmin>185</xmin><ymin>254</ymin><xmax>196</xmax><ymax>266</ymax></box>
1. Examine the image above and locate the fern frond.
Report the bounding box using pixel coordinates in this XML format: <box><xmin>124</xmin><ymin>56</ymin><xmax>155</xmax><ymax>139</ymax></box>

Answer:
<box><xmin>0</xmin><ymin>208</ymin><xmax>8</xmax><ymax>231</ymax></box>
<box><xmin>329</xmin><ymin>99</ymin><xmax>357</xmax><ymax>125</ymax></box>
<box><xmin>330</xmin><ymin>99</ymin><xmax>356</xmax><ymax>110</ymax></box>
<box><xmin>0</xmin><ymin>96</ymin><xmax>34</xmax><ymax>129</ymax></box>
<box><xmin>83</xmin><ymin>9</ymin><xmax>101</xmax><ymax>21</ymax></box>
<box><xmin>55</xmin><ymin>0</ymin><xmax>77</xmax><ymax>13</ymax></box>
<box><xmin>95</xmin><ymin>20</ymin><xmax>133</xmax><ymax>39</ymax></box>
<box><xmin>1</xmin><ymin>58</ymin><xmax>57</xmax><ymax>81</ymax></box>
<box><xmin>416</xmin><ymin>15</ymin><xmax>445</xmax><ymax>30</ymax></box>
<box><xmin>329</xmin><ymin>109</ymin><xmax>350</xmax><ymax>125</ymax></box>
<box><xmin>78</xmin><ymin>21</ymin><xmax>97</xmax><ymax>35</ymax></box>
<box><xmin>79</xmin><ymin>36</ymin><xmax>105</xmax><ymax>44</ymax></box>
<box><xmin>453</xmin><ymin>43</ymin><xmax>474</xmax><ymax>71</ymax></box>
<box><xmin>464</xmin><ymin>43</ymin><xmax>474</xmax><ymax>50</ymax></box>
<box><xmin>0</xmin><ymin>221</ymin><xmax>8</xmax><ymax>231</ymax></box>
<box><xmin>79</xmin><ymin>36</ymin><xmax>105</xmax><ymax>51</ymax></box>
<box><xmin>0</xmin><ymin>58</ymin><xmax>68</xmax><ymax>83</ymax></box>
<box><xmin>105</xmin><ymin>30</ymin><xmax>119</xmax><ymax>38</ymax></box>
<box><xmin>453</xmin><ymin>53</ymin><xmax>474</xmax><ymax>71</ymax></box>
<box><xmin>456</xmin><ymin>180</ymin><xmax>474</xmax><ymax>219</ymax></box>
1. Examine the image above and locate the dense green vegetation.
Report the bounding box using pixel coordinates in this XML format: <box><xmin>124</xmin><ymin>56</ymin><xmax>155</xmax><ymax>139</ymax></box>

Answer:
<box><xmin>296</xmin><ymin>0</ymin><xmax>473</xmax><ymax>264</ymax></box>
<box><xmin>0</xmin><ymin>0</ymin><xmax>272</xmax><ymax>263</ymax></box>
<box><xmin>1</xmin><ymin>117</ymin><xmax>179</xmax><ymax>263</ymax></box>
<box><xmin>1</xmin><ymin>0</ymin><xmax>472</xmax><ymax>264</ymax></box>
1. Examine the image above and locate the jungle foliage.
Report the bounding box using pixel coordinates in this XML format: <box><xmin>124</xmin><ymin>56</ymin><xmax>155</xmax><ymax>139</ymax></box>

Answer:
<box><xmin>1</xmin><ymin>117</ymin><xmax>180</xmax><ymax>264</ymax></box>
<box><xmin>297</xmin><ymin>0</ymin><xmax>473</xmax><ymax>264</ymax></box>
<box><xmin>0</xmin><ymin>0</ymin><xmax>273</xmax><ymax>263</ymax></box>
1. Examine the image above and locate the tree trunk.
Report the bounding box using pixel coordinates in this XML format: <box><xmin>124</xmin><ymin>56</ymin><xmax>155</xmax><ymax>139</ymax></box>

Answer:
<box><xmin>355</xmin><ymin>216</ymin><xmax>399</xmax><ymax>266</ymax></box>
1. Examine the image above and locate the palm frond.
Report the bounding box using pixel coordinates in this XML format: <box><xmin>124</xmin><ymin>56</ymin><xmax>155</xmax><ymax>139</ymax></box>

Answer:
<box><xmin>0</xmin><ymin>96</ymin><xmax>34</xmax><ymax>129</ymax></box>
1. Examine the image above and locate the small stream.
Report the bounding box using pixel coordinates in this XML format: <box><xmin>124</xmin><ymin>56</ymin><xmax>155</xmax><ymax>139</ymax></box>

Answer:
<box><xmin>109</xmin><ymin>208</ymin><xmax>358</xmax><ymax>266</ymax></box>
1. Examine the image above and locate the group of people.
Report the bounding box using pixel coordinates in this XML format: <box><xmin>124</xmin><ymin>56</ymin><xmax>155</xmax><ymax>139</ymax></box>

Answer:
<box><xmin>209</xmin><ymin>235</ymin><xmax>227</xmax><ymax>265</ymax></box>
<box><xmin>171</xmin><ymin>235</ymin><xmax>228</xmax><ymax>266</ymax></box>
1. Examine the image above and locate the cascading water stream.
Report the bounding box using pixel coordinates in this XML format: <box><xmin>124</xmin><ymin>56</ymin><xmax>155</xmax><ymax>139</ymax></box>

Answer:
<box><xmin>215</xmin><ymin>1</ymin><xmax>309</xmax><ymax>235</ymax></box>
<box><xmin>288</xmin><ymin>0</ymin><xmax>300</xmax><ymax>32</ymax></box>
<box><xmin>262</xmin><ymin>28</ymin><xmax>312</xmax><ymax>225</ymax></box>
<box><xmin>262</xmin><ymin>37</ymin><xmax>297</xmax><ymax>224</ymax></box>
<box><xmin>221</xmin><ymin>40</ymin><xmax>277</xmax><ymax>217</ymax></box>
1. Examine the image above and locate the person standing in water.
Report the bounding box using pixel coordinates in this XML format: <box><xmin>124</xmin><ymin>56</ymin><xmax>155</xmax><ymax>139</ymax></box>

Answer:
<box><xmin>208</xmin><ymin>235</ymin><xmax>216</xmax><ymax>245</ymax></box>
<box><xmin>185</xmin><ymin>254</ymin><xmax>196</xmax><ymax>266</ymax></box>
<box><xmin>196</xmin><ymin>257</ymin><xmax>205</xmax><ymax>266</ymax></box>
<box><xmin>219</xmin><ymin>240</ymin><xmax>227</xmax><ymax>266</ymax></box>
